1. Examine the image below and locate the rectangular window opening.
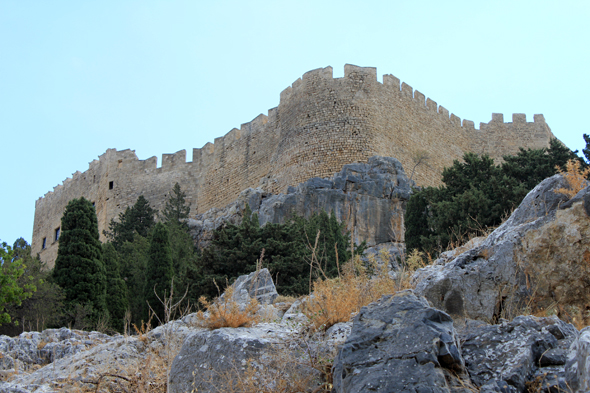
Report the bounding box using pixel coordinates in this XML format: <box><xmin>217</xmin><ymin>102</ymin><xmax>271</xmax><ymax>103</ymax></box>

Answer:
<box><xmin>55</xmin><ymin>227</ymin><xmax>60</xmax><ymax>242</ymax></box>
<box><xmin>109</xmin><ymin>181</ymin><xmax>114</xmax><ymax>190</ymax></box>
<box><xmin>42</xmin><ymin>237</ymin><xmax>46</xmax><ymax>249</ymax></box>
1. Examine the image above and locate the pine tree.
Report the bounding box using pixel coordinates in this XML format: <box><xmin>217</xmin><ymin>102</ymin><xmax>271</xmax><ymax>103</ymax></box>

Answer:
<box><xmin>106</xmin><ymin>195</ymin><xmax>156</xmax><ymax>250</ymax></box>
<box><xmin>405</xmin><ymin>139</ymin><xmax>583</xmax><ymax>255</ymax></box>
<box><xmin>196</xmin><ymin>207</ymin><xmax>363</xmax><ymax>299</ymax></box>
<box><xmin>144</xmin><ymin>223</ymin><xmax>173</xmax><ymax>325</ymax></box>
<box><xmin>102</xmin><ymin>243</ymin><xmax>128</xmax><ymax>332</ymax></box>
<box><xmin>52</xmin><ymin>197</ymin><xmax>106</xmax><ymax>325</ymax></box>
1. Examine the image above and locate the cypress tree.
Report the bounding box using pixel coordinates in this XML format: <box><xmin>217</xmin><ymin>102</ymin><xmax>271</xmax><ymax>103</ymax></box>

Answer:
<box><xmin>52</xmin><ymin>197</ymin><xmax>106</xmax><ymax>325</ymax></box>
<box><xmin>118</xmin><ymin>234</ymin><xmax>150</xmax><ymax>326</ymax></box>
<box><xmin>162</xmin><ymin>183</ymin><xmax>191</xmax><ymax>227</ymax></box>
<box><xmin>102</xmin><ymin>243</ymin><xmax>128</xmax><ymax>332</ymax></box>
<box><xmin>583</xmin><ymin>134</ymin><xmax>590</xmax><ymax>165</ymax></box>
<box><xmin>162</xmin><ymin>183</ymin><xmax>195</xmax><ymax>300</ymax></box>
<box><xmin>144</xmin><ymin>223</ymin><xmax>173</xmax><ymax>325</ymax></box>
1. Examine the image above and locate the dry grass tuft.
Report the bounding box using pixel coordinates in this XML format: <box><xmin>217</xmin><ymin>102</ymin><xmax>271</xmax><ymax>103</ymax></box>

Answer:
<box><xmin>273</xmin><ymin>294</ymin><xmax>299</xmax><ymax>304</ymax></box>
<box><xmin>554</xmin><ymin>159</ymin><xmax>590</xmax><ymax>198</ymax></box>
<box><xmin>303</xmin><ymin>252</ymin><xmax>425</xmax><ymax>331</ymax></box>
<box><xmin>195</xmin><ymin>286</ymin><xmax>260</xmax><ymax>329</ymax></box>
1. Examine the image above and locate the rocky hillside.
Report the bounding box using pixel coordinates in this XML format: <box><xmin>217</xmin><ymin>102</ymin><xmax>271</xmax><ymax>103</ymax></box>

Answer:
<box><xmin>2</xmin><ymin>174</ymin><xmax>590</xmax><ymax>392</ymax></box>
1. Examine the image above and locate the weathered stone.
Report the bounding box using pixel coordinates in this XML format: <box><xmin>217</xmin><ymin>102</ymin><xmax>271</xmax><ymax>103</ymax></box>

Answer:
<box><xmin>566</xmin><ymin>326</ymin><xmax>590</xmax><ymax>392</ymax></box>
<box><xmin>281</xmin><ymin>297</ymin><xmax>310</xmax><ymax>326</ymax></box>
<box><xmin>0</xmin><ymin>328</ymin><xmax>112</xmax><ymax>373</ymax></box>
<box><xmin>458</xmin><ymin>315</ymin><xmax>576</xmax><ymax>392</ymax></box>
<box><xmin>332</xmin><ymin>291</ymin><xmax>466</xmax><ymax>392</ymax></box>
<box><xmin>227</xmin><ymin>268</ymin><xmax>278</xmax><ymax>305</ymax></box>
<box><xmin>168</xmin><ymin>323</ymin><xmax>296</xmax><ymax>393</ymax></box>
<box><xmin>0</xmin><ymin>319</ymin><xmax>194</xmax><ymax>392</ymax></box>
<box><xmin>415</xmin><ymin>176</ymin><xmax>590</xmax><ymax>322</ymax></box>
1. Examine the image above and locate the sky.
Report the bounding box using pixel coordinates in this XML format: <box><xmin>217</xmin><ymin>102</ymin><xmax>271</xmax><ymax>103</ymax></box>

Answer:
<box><xmin>1</xmin><ymin>1</ymin><xmax>588</xmax><ymax>246</ymax></box>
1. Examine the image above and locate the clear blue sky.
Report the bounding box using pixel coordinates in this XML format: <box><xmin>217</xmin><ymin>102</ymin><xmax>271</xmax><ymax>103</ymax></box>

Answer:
<box><xmin>1</xmin><ymin>1</ymin><xmax>588</xmax><ymax>245</ymax></box>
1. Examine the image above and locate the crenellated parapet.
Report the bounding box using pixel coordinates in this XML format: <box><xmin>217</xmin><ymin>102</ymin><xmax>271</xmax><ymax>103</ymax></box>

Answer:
<box><xmin>32</xmin><ymin>64</ymin><xmax>557</xmax><ymax>268</ymax></box>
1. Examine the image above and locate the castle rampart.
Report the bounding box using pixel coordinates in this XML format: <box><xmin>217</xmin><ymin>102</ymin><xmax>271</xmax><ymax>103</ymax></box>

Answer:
<box><xmin>32</xmin><ymin>64</ymin><xmax>556</xmax><ymax>267</ymax></box>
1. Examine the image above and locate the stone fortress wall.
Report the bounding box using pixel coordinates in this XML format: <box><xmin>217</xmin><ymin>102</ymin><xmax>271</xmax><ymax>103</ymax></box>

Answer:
<box><xmin>32</xmin><ymin>64</ymin><xmax>556</xmax><ymax>267</ymax></box>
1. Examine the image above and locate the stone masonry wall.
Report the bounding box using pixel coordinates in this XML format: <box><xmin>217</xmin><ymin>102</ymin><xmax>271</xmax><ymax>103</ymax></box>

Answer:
<box><xmin>32</xmin><ymin>64</ymin><xmax>556</xmax><ymax>268</ymax></box>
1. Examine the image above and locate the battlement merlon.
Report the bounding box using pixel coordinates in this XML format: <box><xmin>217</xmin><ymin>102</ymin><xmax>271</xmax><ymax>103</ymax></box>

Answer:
<box><xmin>482</xmin><ymin>113</ymin><xmax>551</xmax><ymax>128</ymax></box>
<box><xmin>344</xmin><ymin>64</ymin><xmax>377</xmax><ymax>80</ymax></box>
<box><xmin>162</xmin><ymin>150</ymin><xmax>187</xmax><ymax>169</ymax></box>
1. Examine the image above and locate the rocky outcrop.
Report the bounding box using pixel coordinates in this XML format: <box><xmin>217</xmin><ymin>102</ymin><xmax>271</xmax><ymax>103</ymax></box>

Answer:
<box><xmin>459</xmin><ymin>316</ymin><xmax>576</xmax><ymax>392</ymax></box>
<box><xmin>0</xmin><ymin>321</ymin><xmax>194</xmax><ymax>393</ymax></box>
<box><xmin>332</xmin><ymin>291</ymin><xmax>468</xmax><ymax>393</ymax></box>
<box><xmin>415</xmin><ymin>175</ymin><xmax>590</xmax><ymax>323</ymax></box>
<box><xmin>332</xmin><ymin>291</ymin><xmax>579</xmax><ymax>392</ymax></box>
<box><xmin>188</xmin><ymin>156</ymin><xmax>413</xmax><ymax>248</ymax></box>
<box><xmin>1</xmin><ymin>273</ymin><xmax>587</xmax><ymax>392</ymax></box>
<box><xmin>224</xmin><ymin>268</ymin><xmax>278</xmax><ymax>305</ymax></box>
<box><xmin>0</xmin><ymin>328</ymin><xmax>112</xmax><ymax>376</ymax></box>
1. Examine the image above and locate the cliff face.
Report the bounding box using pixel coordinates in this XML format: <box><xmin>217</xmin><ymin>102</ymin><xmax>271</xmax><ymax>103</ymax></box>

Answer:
<box><xmin>188</xmin><ymin>156</ymin><xmax>412</xmax><ymax>248</ymax></box>
<box><xmin>32</xmin><ymin>64</ymin><xmax>556</xmax><ymax>268</ymax></box>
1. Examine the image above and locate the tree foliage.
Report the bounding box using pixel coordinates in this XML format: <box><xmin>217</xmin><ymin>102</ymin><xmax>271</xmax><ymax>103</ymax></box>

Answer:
<box><xmin>0</xmin><ymin>242</ymin><xmax>36</xmax><ymax>326</ymax></box>
<box><xmin>584</xmin><ymin>134</ymin><xmax>590</xmax><ymax>164</ymax></box>
<box><xmin>144</xmin><ymin>223</ymin><xmax>173</xmax><ymax>325</ymax></box>
<box><xmin>106</xmin><ymin>195</ymin><xmax>156</xmax><ymax>250</ymax></box>
<box><xmin>162</xmin><ymin>183</ymin><xmax>195</xmax><ymax>300</ymax></box>
<box><xmin>197</xmin><ymin>206</ymin><xmax>364</xmax><ymax>299</ymax></box>
<box><xmin>0</xmin><ymin>239</ymin><xmax>64</xmax><ymax>336</ymax></box>
<box><xmin>102</xmin><ymin>242</ymin><xmax>128</xmax><ymax>332</ymax></box>
<box><xmin>52</xmin><ymin>197</ymin><xmax>106</xmax><ymax>325</ymax></box>
<box><xmin>162</xmin><ymin>183</ymin><xmax>191</xmax><ymax>227</ymax></box>
<box><xmin>405</xmin><ymin>139</ymin><xmax>583</xmax><ymax>255</ymax></box>
<box><xmin>118</xmin><ymin>233</ymin><xmax>150</xmax><ymax>326</ymax></box>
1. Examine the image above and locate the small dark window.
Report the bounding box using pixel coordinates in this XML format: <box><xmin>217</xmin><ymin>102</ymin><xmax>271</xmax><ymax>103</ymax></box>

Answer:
<box><xmin>55</xmin><ymin>227</ymin><xmax>60</xmax><ymax>242</ymax></box>
<box><xmin>42</xmin><ymin>237</ymin><xmax>46</xmax><ymax>249</ymax></box>
<box><xmin>92</xmin><ymin>201</ymin><xmax>96</xmax><ymax>207</ymax></box>
<box><xmin>109</xmin><ymin>181</ymin><xmax>114</xmax><ymax>190</ymax></box>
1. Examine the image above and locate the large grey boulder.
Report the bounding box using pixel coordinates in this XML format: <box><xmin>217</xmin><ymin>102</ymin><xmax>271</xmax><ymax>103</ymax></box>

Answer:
<box><xmin>168</xmin><ymin>323</ymin><xmax>297</xmax><ymax>393</ymax></box>
<box><xmin>188</xmin><ymin>156</ymin><xmax>413</xmax><ymax>248</ymax></box>
<box><xmin>415</xmin><ymin>175</ymin><xmax>590</xmax><ymax>322</ymax></box>
<box><xmin>226</xmin><ymin>268</ymin><xmax>278</xmax><ymax>305</ymax></box>
<box><xmin>332</xmin><ymin>291</ymin><xmax>468</xmax><ymax>392</ymax></box>
<box><xmin>258</xmin><ymin>156</ymin><xmax>412</xmax><ymax>245</ymax></box>
<box><xmin>459</xmin><ymin>316</ymin><xmax>577</xmax><ymax>392</ymax></box>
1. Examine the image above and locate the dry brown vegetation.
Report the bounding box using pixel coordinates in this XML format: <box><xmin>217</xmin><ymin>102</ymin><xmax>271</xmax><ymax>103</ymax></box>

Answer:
<box><xmin>554</xmin><ymin>159</ymin><xmax>590</xmax><ymax>198</ymax></box>
<box><xmin>303</xmin><ymin>249</ymin><xmax>426</xmax><ymax>331</ymax></box>
<box><xmin>195</xmin><ymin>286</ymin><xmax>260</xmax><ymax>329</ymax></box>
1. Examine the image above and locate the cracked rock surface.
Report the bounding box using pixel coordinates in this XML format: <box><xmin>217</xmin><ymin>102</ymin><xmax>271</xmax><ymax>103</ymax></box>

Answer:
<box><xmin>332</xmin><ymin>290</ymin><xmax>470</xmax><ymax>393</ymax></box>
